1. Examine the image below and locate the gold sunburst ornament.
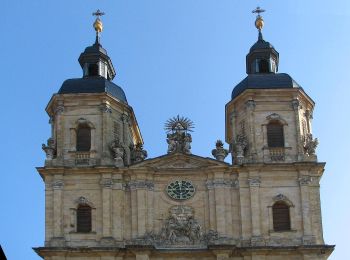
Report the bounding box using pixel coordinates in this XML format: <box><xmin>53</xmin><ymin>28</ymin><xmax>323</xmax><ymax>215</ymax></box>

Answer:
<box><xmin>164</xmin><ymin>115</ymin><xmax>194</xmax><ymax>133</ymax></box>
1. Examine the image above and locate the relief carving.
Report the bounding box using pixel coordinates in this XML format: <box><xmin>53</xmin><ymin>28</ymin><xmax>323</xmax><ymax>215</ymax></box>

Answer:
<box><xmin>132</xmin><ymin>205</ymin><xmax>220</xmax><ymax>247</ymax></box>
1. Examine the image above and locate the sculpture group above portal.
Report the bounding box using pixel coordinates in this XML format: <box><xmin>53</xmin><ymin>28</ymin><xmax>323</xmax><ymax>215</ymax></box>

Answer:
<box><xmin>165</xmin><ymin>115</ymin><xmax>194</xmax><ymax>154</ymax></box>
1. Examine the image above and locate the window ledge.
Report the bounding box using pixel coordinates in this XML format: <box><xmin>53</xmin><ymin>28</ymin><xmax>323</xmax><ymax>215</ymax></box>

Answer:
<box><xmin>269</xmin><ymin>229</ymin><xmax>297</xmax><ymax>234</ymax></box>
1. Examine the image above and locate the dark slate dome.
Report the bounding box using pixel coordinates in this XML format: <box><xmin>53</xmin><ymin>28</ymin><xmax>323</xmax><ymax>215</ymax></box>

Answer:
<box><xmin>58</xmin><ymin>77</ymin><xmax>128</xmax><ymax>104</ymax></box>
<box><xmin>231</xmin><ymin>73</ymin><xmax>302</xmax><ymax>100</ymax></box>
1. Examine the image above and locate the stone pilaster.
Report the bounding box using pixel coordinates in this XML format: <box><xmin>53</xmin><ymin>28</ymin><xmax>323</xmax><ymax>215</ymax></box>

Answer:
<box><xmin>298</xmin><ymin>174</ymin><xmax>313</xmax><ymax>244</ymax></box>
<box><xmin>54</xmin><ymin>101</ymin><xmax>64</xmax><ymax>159</ymax></box>
<box><xmin>128</xmin><ymin>179</ymin><xmax>154</xmax><ymax>237</ymax></box>
<box><xmin>292</xmin><ymin>99</ymin><xmax>304</xmax><ymax>160</ymax></box>
<box><xmin>101</xmin><ymin>176</ymin><xmax>114</xmax><ymax>244</ymax></box>
<box><xmin>207</xmin><ymin>175</ymin><xmax>235</xmax><ymax>237</ymax></box>
<box><xmin>51</xmin><ymin>178</ymin><xmax>64</xmax><ymax>246</ymax></box>
<box><xmin>245</xmin><ymin>100</ymin><xmax>256</xmax><ymax>162</ymax></box>
<box><xmin>112</xmin><ymin>180</ymin><xmax>125</xmax><ymax>241</ymax></box>
<box><xmin>248</xmin><ymin>176</ymin><xmax>263</xmax><ymax>245</ymax></box>
<box><xmin>100</xmin><ymin>101</ymin><xmax>112</xmax><ymax>164</ymax></box>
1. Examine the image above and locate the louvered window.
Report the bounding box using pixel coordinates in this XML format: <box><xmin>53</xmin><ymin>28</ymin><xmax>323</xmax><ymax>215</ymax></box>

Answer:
<box><xmin>267</xmin><ymin>122</ymin><xmax>284</xmax><ymax>147</ymax></box>
<box><xmin>77</xmin><ymin>205</ymin><xmax>92</xmax><ymax>233</ymax></box>
<box><xmin>88</xmin><ymin>64</ymin><xmax>99</xmax><ymax>76</ymax></box>
<box><xmin>272</xmin><ymin>202</ymin><xmax>291</xmax><ymax>231</ymax></box>
<box><xmin>76</xmin><ymin>126</ymin><xmax>91</xmax><ymax>151</ymax></box>
<box><xmin>258</xmin><ymin>59</ymin><xmax>269</xmax><ymax>73</ymax></box>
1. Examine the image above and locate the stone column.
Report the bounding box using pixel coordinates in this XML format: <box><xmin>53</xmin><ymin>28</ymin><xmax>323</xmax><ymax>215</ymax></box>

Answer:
<box><xmin>101</xmin><ymin>176</ymin><xmax>115</xmax><ymax>245</ymax></box>
<box><xmin>292</xmin><ymin>99</ymin><xmax>304</xmax><ymax>160</ymax></box>
<box><xmin>52</xmin><ymin>178</ymin><xmax>65</xmax><ymax>246</ymax></box>
<box><xmin>248</xmin><ymin>176</ymin><xmax>263</xmax><ymax>245</ymax></box>
<box><xmin>299</xmin><ymin>174</ymin><xmax>313</xmax><ymax>244</ymax></box>
<box><xmin>245</xmin><ymin>100</ymin><xmax>256</xmax><ymax>162</ymax></box>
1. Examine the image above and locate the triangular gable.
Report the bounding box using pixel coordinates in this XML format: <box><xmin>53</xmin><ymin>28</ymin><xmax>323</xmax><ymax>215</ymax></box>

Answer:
<box><xmin>129</xmin><ymin>152</ymin><xmax>229</xmax><ymax>170</ymax></box>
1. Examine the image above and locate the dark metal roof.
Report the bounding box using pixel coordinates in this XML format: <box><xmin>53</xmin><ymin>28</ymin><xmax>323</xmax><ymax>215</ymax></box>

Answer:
<box><xmin>82</xmin><ymin>43</ymin><xmax>108</xmax><ymax>56</ymax></box>
<box><xmin>231</xmin><ymin>73</ymin><xmax>303</xmax><ymax>100</ymax></box>
<box><xmin>58</xmin><ymin>77</ymin><xmax>128</xmax><ymax>104</ymax></box>
<box><xmin>250</xmin><ymin>39</ymin><xmax>275</xmax><ymax>52</ymax></box>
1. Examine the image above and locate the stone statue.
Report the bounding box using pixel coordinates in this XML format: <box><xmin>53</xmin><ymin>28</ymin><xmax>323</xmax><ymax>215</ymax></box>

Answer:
<box><xmin>211</xmin><ymin>140</ymin><xmax>229</xmax><ymax>161</ymax></box>
<box><xmin>303</xmin><ymin>133</ymin><xmax>318</xmax><ymax>156</ymax></box>
<box><xmin>232</xmin><ymin>134</ymin><xmax>248</xmax><ymax>165</ymax></box>
<box><xmin>110</xmin><ymin>138</ymin><xmax>124</xmax><ymax>167</ymax></box>
<box><xmin>42</xmin><ymin>138</ymin><xmax>56</xmax><ymax>160</ymax></box>
<box><xmin>165</xmin><ymin>115</ymin><xmax>194</xmax><ymax>154</ymax></box>
<box><xmin>183</xmin><ymin>133</ymin><xmax>192</xmax><ymax>154</ymax></box>
<box><xmin>131</xmin><ymin>143</ymin><xmax>148</xmax><ymax>163</ymax></box>
<box><xmin>167</xmin><ymin>133</ymin><xmax>177</xmax><ymax>153</ymax></box>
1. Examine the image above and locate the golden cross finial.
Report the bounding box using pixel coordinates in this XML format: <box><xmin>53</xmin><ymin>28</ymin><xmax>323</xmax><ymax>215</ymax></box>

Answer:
<box><xmin>252</xmin><ymin>6</ymin><xmax>265</xmax><ymax>31</ymax></box>
<box><xmin>92</xmin><ymin>9</ymin><xmax>105</xmax><ymax>34</ymax></box>
<box><xmin>93</xmin><ymin>9</ymin><xmax>105</xmax><ymax>19</ymax></box>
<box><xmin>252</xmin><ymin>6</ymin><xmax>265</xmax><ymax>17</ymax></box>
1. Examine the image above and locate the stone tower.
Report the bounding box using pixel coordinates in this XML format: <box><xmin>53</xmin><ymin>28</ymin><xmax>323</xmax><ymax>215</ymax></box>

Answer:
<box><xmin>34</xmin><ymin>9</ymin><xmax>334</xmax><ymax>260</ymax></box>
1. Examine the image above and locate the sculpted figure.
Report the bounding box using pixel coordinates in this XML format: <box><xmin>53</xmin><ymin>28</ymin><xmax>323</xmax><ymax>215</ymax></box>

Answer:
<box><xmin>110</xmin><ymin>138</ymin><xmax>124</xmax><ymax>167</ymax></box>
<box><xmin>304</xmin><ymin>133</ymin><xmax>318</xmax><ymax>155</ymax></box>
<box><xmin>42</xmin><ymin>138</ymin><xmax>56</xmax><ymax>160</ymax></box>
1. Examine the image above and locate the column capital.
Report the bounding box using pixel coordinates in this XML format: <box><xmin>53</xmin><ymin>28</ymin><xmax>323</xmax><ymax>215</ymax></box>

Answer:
<box><xmin>100</xmin><ymin>178</ymin><xmax>113</xmax><ymax>188</ymax></box>
<box><xmin>248</xmin><ymin>177</ymin><xmax>261</xmax><ymax>187</ymax></box>
<box><xmin>245</xmin><ymin>99</ymin><xmax>256</xmax><ymax>111</ymax></box>
<box><xmin>292</xmin><ymin>99</ymin><xmax>301</xmax><ymax>111</ymax></box>
<box><xmin>299</xmin><ymin>176</ymin><xmax>312</xmax><ymax>186</ymax></box>
<box><xmin>52</xmin><ymin>180</ymin><xmax>64</xmax><ymax>190</ymax></box>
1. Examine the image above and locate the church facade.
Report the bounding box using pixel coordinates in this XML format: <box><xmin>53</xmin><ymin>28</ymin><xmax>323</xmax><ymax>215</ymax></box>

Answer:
<box><xmin>34</xmin><ymin>10</ymin><xmax>334</xmax><ymax>260</ymax></box>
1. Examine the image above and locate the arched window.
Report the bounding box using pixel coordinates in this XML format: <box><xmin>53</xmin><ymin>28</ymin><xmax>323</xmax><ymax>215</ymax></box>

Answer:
<box><xmin>272</xmin><ymin>201</ymin><xmax>291</xmax><ymax>231</ymax></box>
<box><xmin>76</xmin><ymin>125</ymin><xmax>91</xmax><ymax>151</ymax></box>
<box><xmin>267</xmin><ymin>122</ymin><xmax>284</xmax><ymax>147</ymax></box>
<box><xmin>77</xmin><ymin>204</ymin><xmax>92</xmax><ymax>233</ymax></box>
<box><xmin>258</xmin><ymin>59</ymin><xmax>269</xmax><ymax>73</ymax></box>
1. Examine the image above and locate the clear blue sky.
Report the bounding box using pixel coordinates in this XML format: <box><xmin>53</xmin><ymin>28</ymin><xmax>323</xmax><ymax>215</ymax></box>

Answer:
<box><xmin>1</xmin><ymin>1</ymin><xmax>349</xmax><ymax>259</ymax></box>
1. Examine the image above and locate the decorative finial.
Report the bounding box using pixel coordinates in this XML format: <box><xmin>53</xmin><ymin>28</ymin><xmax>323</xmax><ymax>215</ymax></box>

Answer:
<box><xmin>92</xmin><ymin>9</ymin><xmax>105</xmax><ymax>44</ymax></box>
<box><xmin>252</xmin><ymin>7</ymin><xmax>265</xmax><ymax>40</ymax></box>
